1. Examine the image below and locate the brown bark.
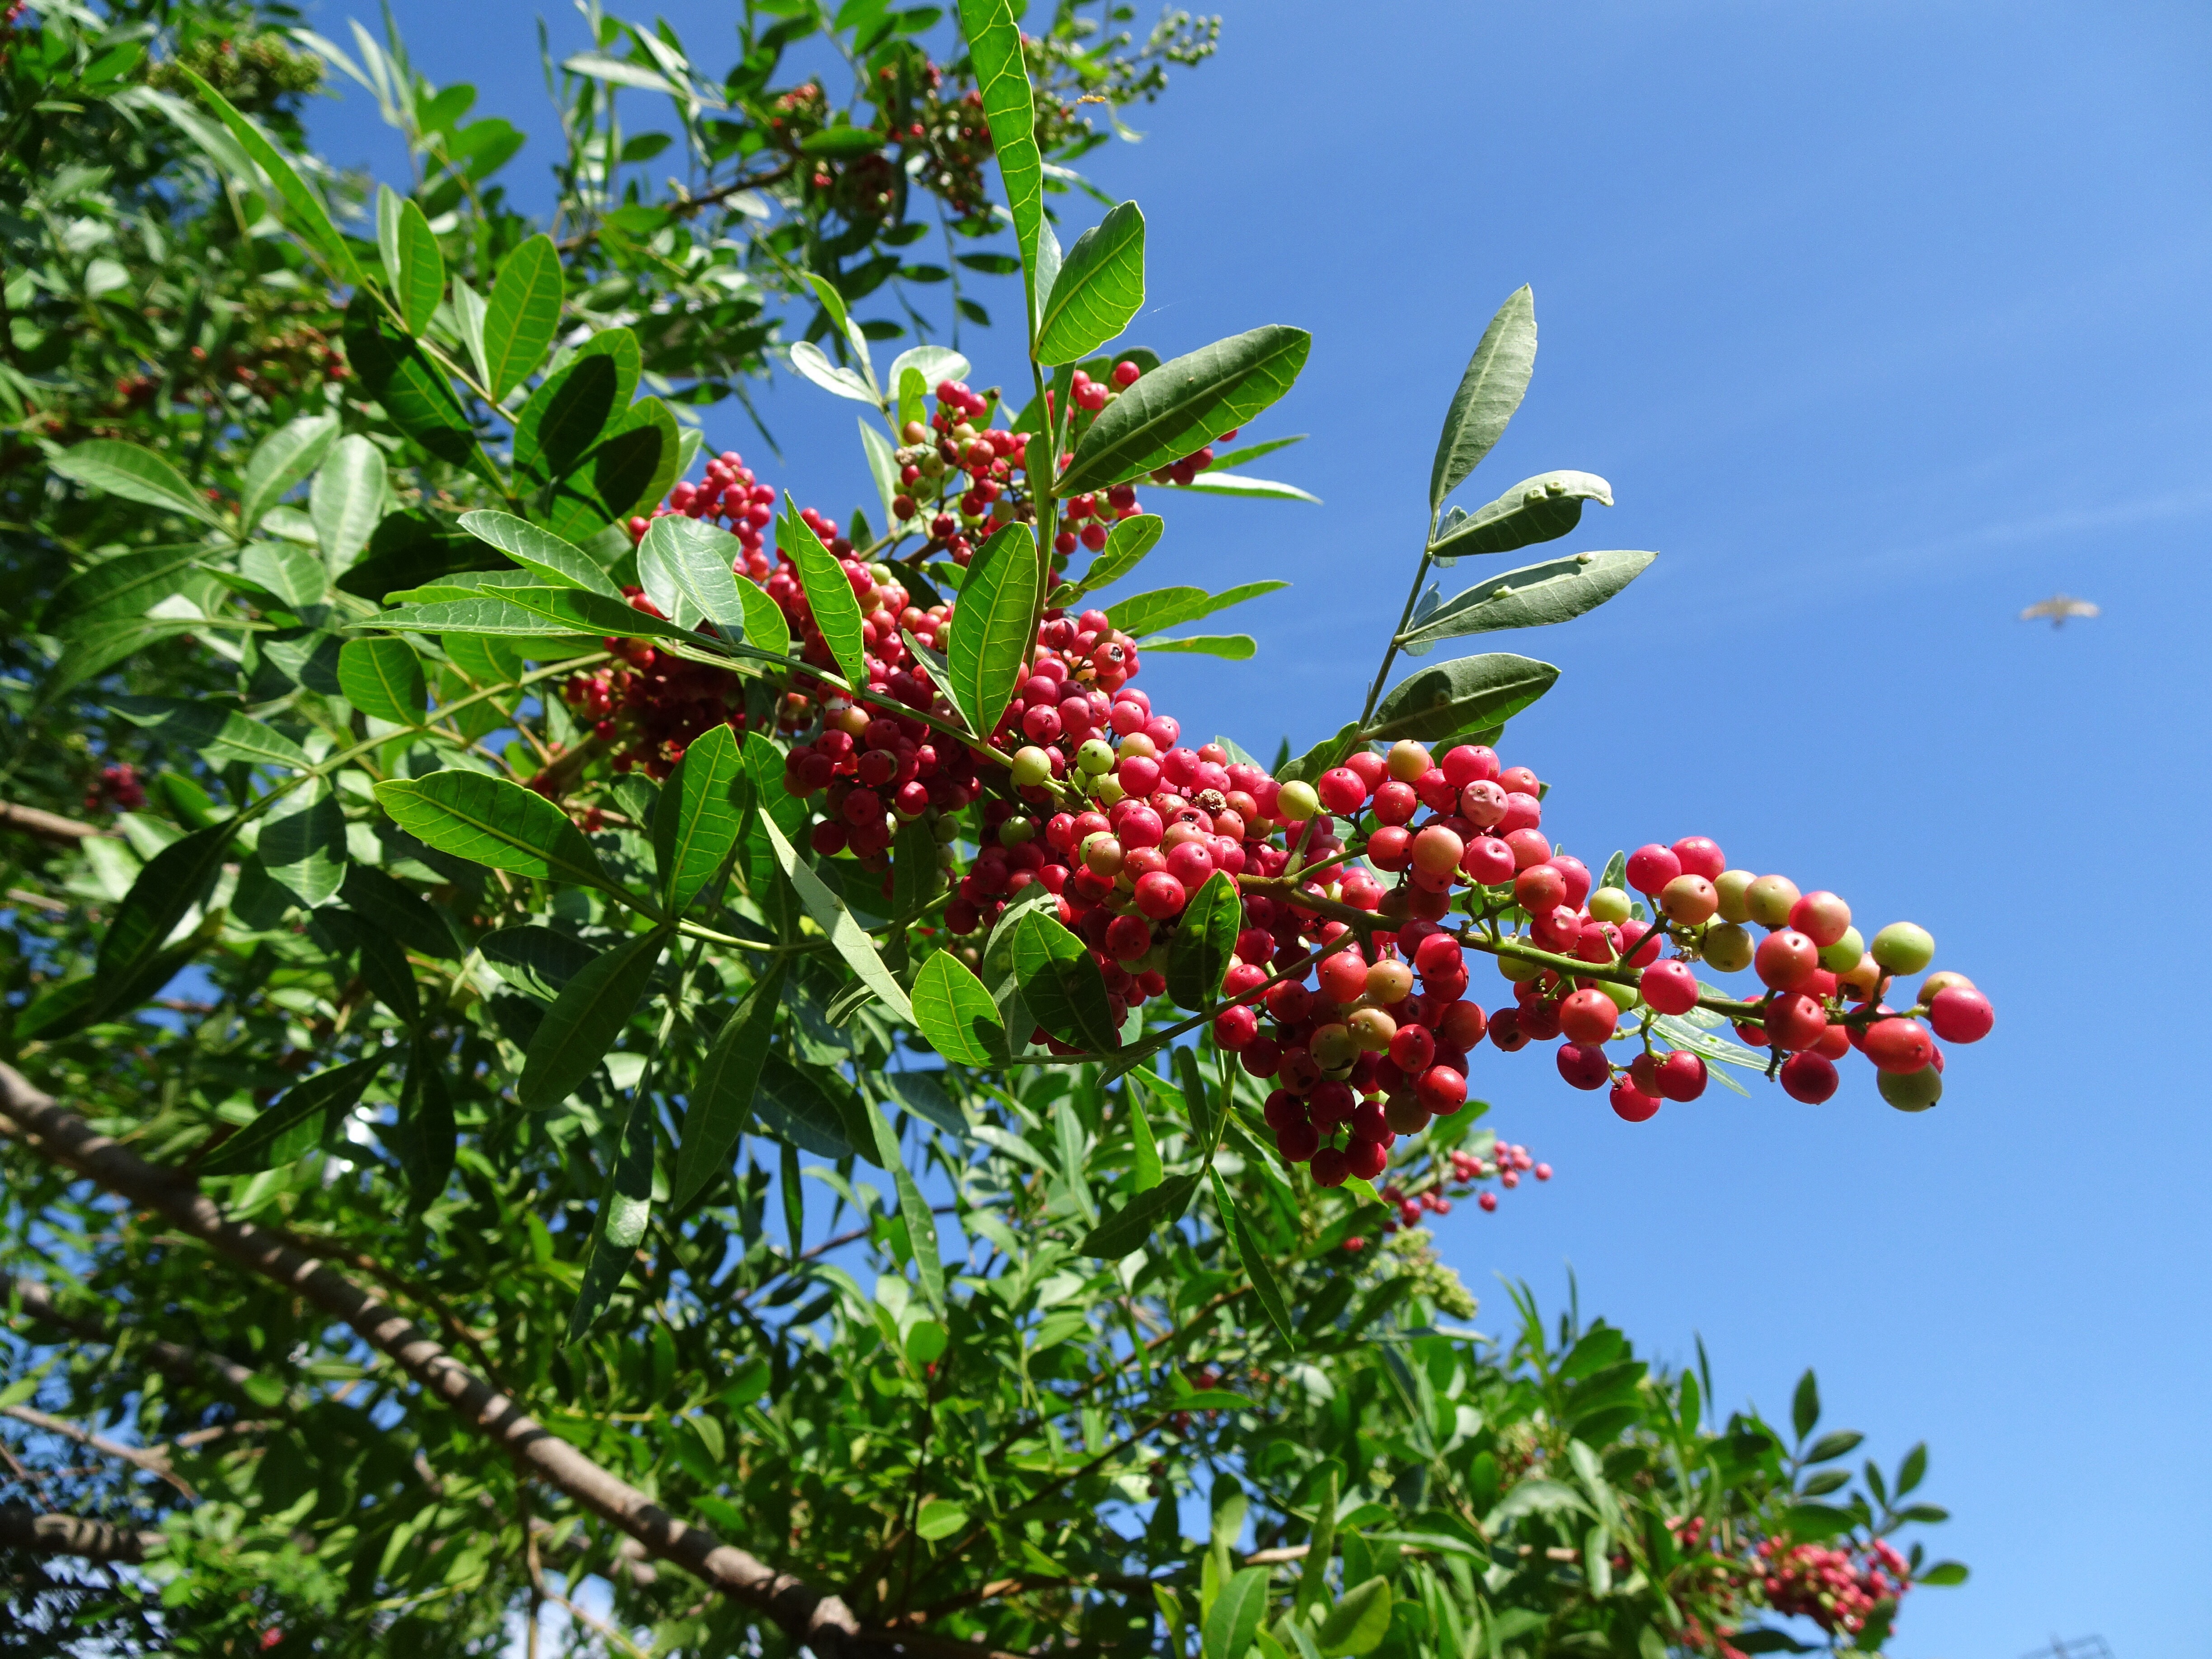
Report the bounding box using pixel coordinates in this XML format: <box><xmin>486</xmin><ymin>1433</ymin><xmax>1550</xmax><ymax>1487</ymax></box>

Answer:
<box><xmin>0</xmin><ymin>1502</ymin><xmax>159</xmax><ymax>1563</ymax></box>
<box><xmin>0</xmin><ymin>1062</ymin><xmax>868</xmax><ymax>1657</ymax></box>
<box><xmin>0</xmin><ymin>800</ymin><xmax>110</xmax><ymax>844</ymax></box>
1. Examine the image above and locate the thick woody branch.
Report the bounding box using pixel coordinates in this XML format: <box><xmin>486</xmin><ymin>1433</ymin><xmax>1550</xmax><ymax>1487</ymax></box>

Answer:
<box><xmin>0</xmin><ymin>1063</ymin><xmax>875</xmax><ymax>1656</ymax></box>
<box><xmin>1</xmin><ymin>1403</ymin><xmax>195</xmax><ymax>1498</ymax></box>
<box><xmin>0</xmin><ymin>801</ymin><xmax>109</xmax><ymax>844</ymax></box>
<box><xmin>0</xmin><ymin>1501</ymin><xmax>160</xmax><ymax>1562</ymax></box>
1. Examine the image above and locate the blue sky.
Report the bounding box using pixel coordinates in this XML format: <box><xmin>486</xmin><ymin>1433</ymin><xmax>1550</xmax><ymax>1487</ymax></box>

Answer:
<box><xmin>305</xmin><ymin>2</ymin><xmax>2212</xmax><ymax>1652</ymax></box>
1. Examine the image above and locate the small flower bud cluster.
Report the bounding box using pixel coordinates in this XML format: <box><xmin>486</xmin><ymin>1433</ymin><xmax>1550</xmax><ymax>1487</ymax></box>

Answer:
<box><xmin>84</xmin><ymin>761</ymin><xmax>145</xmax><ymax>815</ymax></box>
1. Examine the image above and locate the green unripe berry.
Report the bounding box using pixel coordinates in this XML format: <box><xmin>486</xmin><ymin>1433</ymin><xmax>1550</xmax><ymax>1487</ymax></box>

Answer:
<box><xmin>1277</xmin><ymin>779</ymin><xmax>1320</xmax><ymax>823</ymax></box>
<box><xmin>1599</xmin><ymin>980</ymin><xmax>1642</xmax><ymax>1014</ymax></box>
<box><xmin>1713</xmin><ymin>869</ymin><xmax>1757</xmax><ymax>923</ymax></box>
<box><xmin>1878</xmin><ymin>1064</ymin><xmax>1943</xmax><ymax>1112</ymax></box>
<box><xmin>1094</xmin><ymin>774</ymin><xmax>1126</xmax><ymax>806</ymax></box>
<box><xmin>998</xmin><ymin>816</ymin><xmax>1036</xmax><ymax>847</ymax></box>
<box><xmin>1870</xmin><ymin>921</ymin><xmax>1936</xmax><ymax>975</ymax></box>
<box><xmin>1816</xmin><ymin>925</ymin><xmax>1865</xmax><ymax>973</ymax></box>
<box><xmin>1701</xmin><ymin>922</ymin><xmax>1755</xmax><ymax>974</ymax></box>
<box><xmin>1010</xmin><ymin>746</ymin><xmax>1053</xmax><ymax>788</ymax></box>
<box><xmin>1076</xmin><ymin>737</ymin><xmax>1116</xmax><ymax>775</ymax></box>
<box><xmin>1589</xmin><ymin>886</ymin><xmax>1633</xmax><ymax>924</ymax></box>
<box><xmin>1745</xmin><ymin>874</ymin><xmax>1801</xmax><ymax>928</ymax></box>
<box><xmin>931</xmin><ymin>813</ymin><xmax>961</xmax><ymax>844</ymax></box>
<box><xmin>1310</xmin><ymin>1022</ymin><xmax>1359</xmax><ymax>1071</ymax></box>
<box><xmin>1498</xmin><ymin>952</ymin><xmax>1546</xmax><ymax>983</ymax></box>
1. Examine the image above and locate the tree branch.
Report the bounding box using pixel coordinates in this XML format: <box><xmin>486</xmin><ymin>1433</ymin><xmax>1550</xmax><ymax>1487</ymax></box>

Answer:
<box><xmin>4</xmin><ymin>1272</ymin><xmax>266</xmax><ymax>1397</ymax></box>
<box><xmin>0</xmin><ymin>800</ymin><xmax>110</xmax><ymax>843</ymax></box>
<box><xmin>0</xmin><ymin>1061</ymin><xmax>877</xmax><ymax>1657</ymax></box>
<box><xmin>0</xmin><ymin>1501</ymin><xmax>160</xmax><ymax>1563</ymax></box>
<box><xmin>0</xmin><ymin>1404</ymin><xmax>196</xmax><ymax>1498</ymax></box>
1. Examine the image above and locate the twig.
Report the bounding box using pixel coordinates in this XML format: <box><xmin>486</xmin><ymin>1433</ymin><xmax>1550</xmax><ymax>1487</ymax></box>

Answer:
<box><xmin>1</xmin><ymin>1404</ymin><xmax>196</xmax><ymax>1499</ymax></box>
<box><xmin>0</xmin><ymin>801</ymin><xmax>110</xmax><ymax>844</ymax></box>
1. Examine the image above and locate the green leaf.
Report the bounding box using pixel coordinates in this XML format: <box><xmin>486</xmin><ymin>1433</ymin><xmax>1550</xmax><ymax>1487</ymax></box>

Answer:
<box><xmin>671</xmin><ymin>962</ymin><xmax>787</xmax><ymax>1208</ymax></box>
<box><xmin>1012</xmin><ymin>910</ymin><xmax>1120</xmax><ymax>1054</ymax></box>
<box><xmin>751</xmin><ymin>1052</ymin><xmax>853</xmax><ymax>1158</ymax></box>
<box><xmin>1316</xmin><ymin>1578</ymin><xmax>1393</xmax><ymax>1659</ymax></box>
<box><xmin>337</xmin><ymin>637</ymin><xmax>427</xmax><ymax>725</ymax></box>
<box><xmin>915</xmin><ymin>1499</ymin><xmax>968</xmax><ymax>1542</ymax></box>
<box><xmin>805</xmin><ymin>272</ymin><xmax>876</xmax><ymax>380</ymax></box>
<box><xmin>457</xmin><ymin>509</ymin><xmax>621</xmax><ymax>597</ymax></box>
<box><xmin>310</xmin><ymin>435</ymin><xmax>389</xmax><ymax>575</ymax></box>
<box><xmin>1167</xmin><ymin>870</ymin><xmax>1241</xmax><ymax>1010</ymax></box>
<box><xmin>480</xmin><ymin>234</ymin><xmax>563</xmax><ymax>401</ymax></box>
<box><xmin>912</xmin><ymin>951</ymin><xmax>1004</xmax><ymax>1066</ymax></box>
<box><xmin>1077</xmin><ymin>1171</ymin><xmax>1195</xmax><ymax>1260</ymax></box>
<box><xmin>1059</xmin><ymin>326</ymin><xmax>1311</xmax><ymax>497</ymax></box>
<box><xmin>51</xmin><ymin>440</ymin><xmax>225</xmax><ymax>529</ymax></box>
<box><xmin>239</xmin><ymin>414</ymin><xmax>338</xmax><ymax>530</ymax></box>
<box><xmin>864</xmin><ymin>1094</ymin><xmax>944</xmax><ymax>1313</ymax></box>
<box><xmin>93</xmin><ymin>820</ymin><xmax>230</xmax><ymax>985</ymax></box>
<box><xmin>340</xmin><ymin>864</ymin><xmax>456</xmax><ymax>959</ymax></box>
<box><xmin>944</xmin><ymin>520</ymin><xmax>1038</xmax><ymax>740</ymax></box>
<box><xmin>373</xmin><ymin>594</ymin><xmax>577</xmax><ymax>639</ymax></box>
<box><xmin>342</xmin><ymin>292</ymin><xmax>485</xmax><ymax>477</ymax></box>
<box><xmin>756</xmin><ymin>812</ymin><xmax>914</xmax><ymax>1023</ymax></box>
<box><xmin>1804</xmin><ymin>1429</ymin><xmax>1865</xmax><ymax>1464</ymax></box>
<box><xmin>1071</xmin><ymin>511</ymin><xmax>1161</xmax><ymax>597</ymax></box>
<box><xmin>654</xmin><ymin>724</ymin><xmax>749</xmax><ymax>914</ymax></box>
<box><xmin>375</xmin><ymin>185</ymin><xmax>444</xmax><ymax>337</ymax></box>
<box><xmin>1792</xmin><ymin>1369</ymin><xmax>1820</xmax><ymax>1440</ymax></box>
<box><xmin>259</xmin><ymin>778</ymin><xmax>347</xmax><ymax>907</ymax></box>
<box><xmin>1108</xmin><ymin>580</ymin><xmax>1286</xmax><ymax>640</ymax></box>
<box><xmin>179</xmin><ymin>67</ymin><xmax>361</xmax><ymax>284</ymax></box>
<box><xmin>1895</xmin><ymin>1442</ymin><xmax>1927</xmax><ymax>1497</ymax></box>
<box><xmin>108</xmin><ymin>696</ymin><xmax>311</xmax><ymax>772</ymax></box>
<box><xmin>480</xmin><ymin>925</ymin><xmax>600</xmax><ymax>1002</ymax></box>
<box><xmin>1036</xmin><ymin>200</ymin><xmax>1145</xmax><ymax>365</ymax></box>
<box><xmin>519</xmin><ymin>928</ymin><xmax>669</xmax><ymax>1110</ymax></box>
<box><xmin>1395</xmin><ymin>550</ymin><xmax>1654</xmax><ymax>652</ymax></box>
<box><xmin>1781</xmin><ymin>1503</ymin><xmax>1855</xmax><ymax>1542</ymax></box>
<box><xmin>239</xmin><ymin>539</ymin><xmax>329</xmax><ymax>611</ymax></box>
<box><xmin>1430</xmin><ymin>284</ymin><xmax>1536</xmax><ymax>510</ymax></box>
<box><xmin>1428</xmin><ymin>470</ymin><xmax>1612</xmax><ymax>562</ymax></box>
<box><xmin>567</xmin><ymin>1087</ymin><xmax>656</xmax><ymax>1343</ymax></box>
<box><xmin>40</xmin><ymin>618</ymin><xmax>199</xmax><ymax>702</ymax></box>
<box><xmin>781</xmin><ymin>499</ymin><xmax>871</xmax><ymax>688</ymax></box>
<box><xmin>956</xmin><ymin>0</ymin><xmax>1044</xmax><ymax>330</ymax></box>
<box><xmin>200</xmin><ymin>1055</ymin><xmax>383</xmax><ymax>1176</ymax></box>
<box><xmin>46</xmin><ymin>545</ymin><xmax>205</xmax><ymax>636</ymax></box>
<box><xmin>1143</xmin><ymin>634</ymin><xmax>1255</xmax><ymax>660</ymax></box>
<box><xmin>788</xmin><ymin>341</ymin><xmax>878</xmax><ymax>405</ymax></box>
<box><xmin>389</xmin><ymin>1037</ymin><xmax>455</xmax><ymax>1210</ymax></box>
<box><xmin>515</xmin><ymin>328</ymin><xmax>640</xmax><ymax>485</ymax></box>
<box><xmin>1363</xmin><ymin>653</ymin><xmax>1559</xmax><ymax>744</ymax></box>
<box><xmin>1209</xmin><ymin>1167</ymin><xmax>1294</xmax><ymax>1343</ymax></box>
<box><xmin>1294</xmin><ymin>1466</ymin><xmax>1339</xmax><ymax>1618</ymax></box>
<box><xmin>373</xmin><ymin>770</ymin><xmax>614</xmax><ymax>891</ymax></box>
<box><xmin>637</xmin><ymin>516</ymin><xmax>752</xmax><ymax>639</ymax></box>
<box><xmin>1276</xmin><ymin>721</ymin><xmax>1361</xmax><ymax>787</ymax></box>
<box><xmin>1162</xmin><ymin>470</ymin><xmax>1320</xmax><ymax>505</ymax></box>
<box><xmin>1201</xmin><ymin>1566</ymin><xmax>1270</xmax><ymax>1659</ymax></box>
<box><xmin>1916</xmin><ymin>1562</ymin><xmax>1969</xmax><ymax>1588</ymax></box>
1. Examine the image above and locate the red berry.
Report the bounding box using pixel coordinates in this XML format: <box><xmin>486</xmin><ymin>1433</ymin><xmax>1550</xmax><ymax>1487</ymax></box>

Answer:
<box><xmin>1778</xmin><ymin>1052</ymin><xmax>1839</xmax><ymax>1103</ymax></box>
<box><xmin>1863</xmin><ymin>1017</ymin><xmax>1935</xmax><ymax>1074</ymax></box>
<box><xmin>1460</xmin><ymin>836</ymin><xmax>1515</xmax><ymax>885</ymax></box>
<box><xmin>1317</xmin><ymin>767</ymin><xmax>1368</xmax><ymax>815</ymax></box>
<box><xmin>1609</xmin><ymin>1080</ymin><xmax>1662</xmax><ymax>1122</ymax></box>
<box><xmin>1513</xmin><ymin>864</ymin><xmax>1567</xmax><ymax>914</ymax></box>
<box><xmin>1389</xmin><ymin>1023</ymin><xmax>1436</xmax><ymax>1073</ymax></box>
<box><xmin>1655</xmin><ymin>1050</ymin><xmax>1707</xmax><ymax>1101</ymax></box>
<box><xmin>1788</xmin><ymin>890</ymin><xmax>1852</xmax><ymax>948</ymax></box>
<box><xmin>1318</xmin><ymin>951</ymin><xmax>1369</xmax><ymax>1004</ymax></box>
<box><xmin>1753</xmin><ymin>928</ymin><xmax>1820</xmax><ymax>991</ymax></box>
<box><xmin>1670</xmin><ymin>836</ymin><xmax>1725</xmax><ymax>880</ymax></box>
<box><xmin>1927</xmin><ymin>985</ymin><xmax>1994</xmax><ymax>1043</ymax></box>
<box><xmin>1488</xmin><ymin>1008</ymin><xmax>1528</xmax><ymax>1052</ymax></box>
<box><xmin>1478</xmin><ymin>1190</ymin><xmax>1499</xmax><ymax>1212</ymax></box>
<box><xmin>1558</xmin><ymin>987</ymin><xmax>1618</xmax><ymax>1045</ymax></box>
<box><xmin>1310</xmin><ymin>1145</ymin><xmax>1349</xmax><ymax>1186</ymax></box>
<box><xmin>1345</xmin><ymin>1136</ymin><xmax>1389</xmax><ymax>1180</ymax></box>
<box><xmin>1639</xmin><ymin>958</ymin><xmax>1700</xmax><ymax>1015</ymax></box>
<box><xmin>1437</xmin><ymin>999</ymin><xmax>1486</xmax><ymax>1049</ymax></box>
<box><xmin>1133</xmin><ymin>871</ymin><xmax>1187</xmax><ymax>919</ymax></box>
<box><xmin>1626</xmin><ymin>844</ymin><xmax>1682</xmax><ymax>895</ymax></box>
<box><xmin>1416</xmin><ymin>1064</ymin><xmax>1466</xmax><ymax>1114</ymax></box>
<box><xmin>1213</xmin><ymin>1006</ymin><xmax>1258</xmax><ymax>1049</ymax></box>
<box><xmin>1556</xmin><ymin>1042</ymin><xmax>1611</xmax><ymax>1091</ymax></box>
<box><xmin>1763</xmin><ymin>991</ymin><xmax>1828</xmax><ymax>1052</ymax></box>
<box><xmin>1276</xmin><ymin>1120</ymin><xmax>1320</xmax><ymax>1162</ymax></box>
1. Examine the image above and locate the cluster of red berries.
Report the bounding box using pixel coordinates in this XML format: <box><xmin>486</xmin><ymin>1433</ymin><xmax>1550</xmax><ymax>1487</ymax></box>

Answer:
<box><xmin>625</xmin><ymin>448</ymin><xmax>777</xmax><ymax>577</ymax></box>
<box><xmin>559</xmin><ymin>604</ymin><xmax>745</xmax><ymax>781</ymax></box>
<box><xmin>1755</xmin><ymin>1536</ymin><xmax>1910</xmax><ymax>1637</ymax></box>
<box><xmin>888</xmin><ymin>378</ymin><xmax>1042</xmax><ymax>567</ymax></box>
<box><xmin>1382</xmin><ymin>1143</ymin><xmax>1551</xmax><ymax>1228</ymax></box>
<box><xmin>85</xmin><ymin>761</ymin><xmax>145</xmax><ymax>814</ymax></box>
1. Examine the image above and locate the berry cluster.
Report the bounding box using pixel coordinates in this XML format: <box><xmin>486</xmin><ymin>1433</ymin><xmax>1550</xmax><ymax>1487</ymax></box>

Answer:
<box><xmin>84</xmin><ymin>761</ymin><xmax>145</xmax><ymax>815</ymax></box>
<box><xmin>1755</xmin><ymin>1536</ymin><xmax>1910</xmax><ymax>1638</ymax></box>
<box><xmin>626</xmin><ymin>448</ymin><xmax>778</xmax><ymax>576</ymax></box>
<box><xmin>888</xmin><ymin>377</ymin><xmax>1044</xmax><ymax>567</ymax></box>
<box><xmin>560</xmin><ymin>600</ymin><xmax>745</xmax><ymax>781</ymax></box>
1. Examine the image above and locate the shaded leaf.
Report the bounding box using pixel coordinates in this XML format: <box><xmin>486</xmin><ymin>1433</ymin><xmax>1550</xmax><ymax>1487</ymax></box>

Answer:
<box><xmin>1428</xmin><ymin>469</ymin><xmax>1612</xmax><ymax>562</ymax></box>
<box><xmin>200</xmin><ymin>1055</ymin><xmax>383</xmax><ymax>1176</ymax></box>
<box><xmin>373</xmin><ymin>769</ymin><xmax>613</xmax><ymax>890</ymax></box>
<box><xmin>515</xmin><ymin>329</ymin><xmax>639</xmax><ymax>484</ymax></box>
<box><xmin>751</xmin><ymin>1052</ymin><xmax>853</xmax><ymax>1158</ymax></box>
<box><xmin>756</xmin><ymin>812</ymin><xmax>914</xmax><ymax>1022</ymax></box>
<box><xmin>1036</xmin><ymin>200</ymin><xmax>1144</xmax><ymax>365</ymax></box>
<box><xmin>1396</xmin><ymin>550</ymin><xmax>1654</xmax><ymax>652</ymax></box>
<box><xmin>945</xmin><ymin>520</ymin><xmax>1038</xmax><ymax>740</ymax></box>
<box><xmin>519</xmin><ymin>928</ymin><xmax>668</xmax><ymax>1110</ymax></box>
<box><xmin>864</xmin><ymin>1093</ymin><xmax>944</xmax><ymax>1313</ymax></box>
<box><xmin>1363</xmin><ymin>653</ymin><xmax>1559</xmax><ymax>744</ymax></box>
<box><xmin>1166</xmin><ymin>870</ymin><xmax>1241</xmax><ymax>1009</ymax></box>
<box><xmin>337</xmin><ymin>637</ymin><xmax>426</xmax><ymax>725</ymax></box>
<box><xmin>671</xmin><ymin>961</ymin><xmax>786</xmax><ymax>1208</ymax></box>
<box><xmin>51</xmin><ymin>440</ymin><xmax>225</xmax><ymax>529</ymax></box>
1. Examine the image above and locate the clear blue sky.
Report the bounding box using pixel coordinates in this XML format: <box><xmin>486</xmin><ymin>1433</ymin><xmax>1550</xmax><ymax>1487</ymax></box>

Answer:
<box><xmin>305</xmin><ymin>3</ymin><xmax>2212</xmax><ymax>1653</ymax></box>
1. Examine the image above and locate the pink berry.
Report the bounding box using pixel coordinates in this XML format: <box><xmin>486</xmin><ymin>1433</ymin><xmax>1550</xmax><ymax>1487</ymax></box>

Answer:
<box><xmin>1927</xmin><ymin>985</ymin><xmax>1994</xmax><ymax>1043</ymax></box>
<box><xmin>1778</xmin><ymin>1052</ymin><xmax>1839</xmax><ymax>1103</ymax></box>
<box><xmin>1753</xmin><ymin>928</ymin><xmax>1820</xmax><ymax>991</ymax></box>
<box><xmin>1670</xmin><ymin>836</ymin><xmax>1725</xmax><ymax>881</ymax></box>
<box><xmin>1640</xmin><ymin>958</ymin><xmax>1700</xmax><ymax>1016</ymax></box>
<box><xmin>1558</xmin><ymin>988</ymin><xmax>1618</xmax><ymax>1045</ymax></box>
<box><xmin>1556</xmin><ymin>1042</ymin><xmax>1611</xmax><ymax>1092</ymax></box>
<box><xmin>1609</xmin><ymin>1080</ymin><xmax>1662</xmax><ymax>1123</ymax></box>
<box><xmin>1626</xmin><ymin>844</ymin><xmax>1682</xmax><ymax>895</ymax></box>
